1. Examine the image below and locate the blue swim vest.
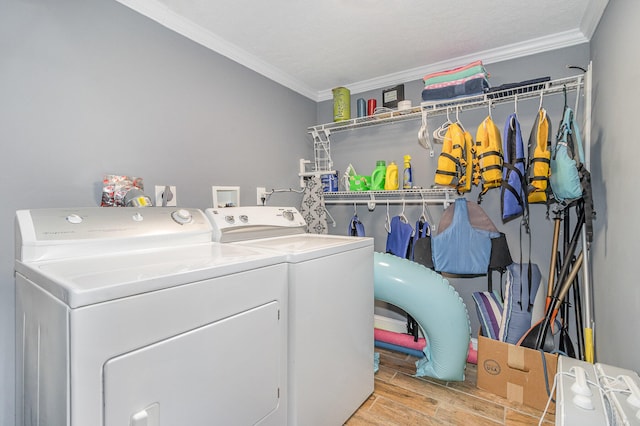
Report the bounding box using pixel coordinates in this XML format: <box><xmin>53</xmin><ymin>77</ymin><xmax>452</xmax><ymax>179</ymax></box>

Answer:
<box><xmin>432</xmin><ymin>198</ymin><xmax>499</xmax><ymax>275</ymax></box>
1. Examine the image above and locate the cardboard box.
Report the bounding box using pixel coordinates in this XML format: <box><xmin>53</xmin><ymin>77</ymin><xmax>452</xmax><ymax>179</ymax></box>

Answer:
<box><xmin>477</xmin><ymin>329</ymin><xmax>558</xmax><ymax>412</ymax></box>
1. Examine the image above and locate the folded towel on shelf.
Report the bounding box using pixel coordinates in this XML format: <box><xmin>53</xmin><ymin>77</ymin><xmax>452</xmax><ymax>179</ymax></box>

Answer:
<box><xmin>422</xmin><ymin>75</ymin><xmax>489</xmax><ymax>101</ymax></box>
<box><xmin>423</xmin><ymin>62</ymin><xmax>489</xmax><ymax>87</ymax></box>
<box><xmin>421</xmin><ymin>60</ymin><xmax>490</xmax><ymax>102</ymax></box>
<box><xmin>422</xmin><ymin>60</ymin><xmax>486</xmax><ymax>83</ymax></box>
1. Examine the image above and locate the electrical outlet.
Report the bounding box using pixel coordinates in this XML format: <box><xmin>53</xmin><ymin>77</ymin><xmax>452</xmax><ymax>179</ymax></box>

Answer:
<box><xmin>155</xmin><ymin>185</ymin><xmax>177</xmax><ymax>207</ymax></box>
<box><xmin>256</xmin><ymin>187</ymin><xmax>266</xmax><ymax>205</ymax></box>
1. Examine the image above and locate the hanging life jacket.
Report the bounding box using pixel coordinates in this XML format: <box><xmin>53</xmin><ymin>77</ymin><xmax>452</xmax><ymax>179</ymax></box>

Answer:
<box><xmin>434</xmin><ymin>123</ymin><xmax>474</xmax><ymax>193</ymax></box>
<box><xmin>385</xmin><ymin>216</ymin><xmax>414</xmax><ymax>258</ymax></box>
<box><xmin>526</xmin><ymin>108</ymin><xmax>552</xmax><ymax>204</ymax></box>
<box><xmin>475</xmin><ymin>116</ymin><xmax>503</xmax><ymax>201</ymax></box>
<box><xmin>431</xmin><ymin>198</ymin><xmax>500</xmax><ymax>275</ymax></box>
<box><xmin>550</xmin><ymin>107</ymin><xmax>586</xmax><ymax>203</ymax></box>
<box><xmin>550</xmin><ymin>106</ymin><xmax>595</xmax><ymax>242</ymax></box>
<box><xmin>501</xmin><ymin>114</ymin><xmax>527</xmax><ymax>223</ymax></box>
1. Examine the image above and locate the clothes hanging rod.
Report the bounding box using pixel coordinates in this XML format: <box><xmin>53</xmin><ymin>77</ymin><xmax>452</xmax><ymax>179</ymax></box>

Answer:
<box><xmin>323</xmin><ymin>189</ymin><xmax>457</xmax><ymax>209</ymax></box>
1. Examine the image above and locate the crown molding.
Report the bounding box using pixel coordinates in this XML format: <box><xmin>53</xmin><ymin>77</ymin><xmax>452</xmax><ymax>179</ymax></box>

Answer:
<box><xmin>581</xmin><ymin>0</ymin><xmax>609</xmax><ymax>39</ymax></box>
<box><xmin>117</xmin><ymin>1</ymin><xmax>593</xmax><ymax>103</ymax></box>
<box><xmin>115</xmin><ymin>0</ymin><xmax>318</xmax><ymax>100</ymax></box>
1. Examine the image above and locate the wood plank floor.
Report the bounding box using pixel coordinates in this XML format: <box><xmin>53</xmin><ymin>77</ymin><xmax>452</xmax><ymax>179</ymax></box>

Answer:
<box><xmin>345</xmin><ymin>348</ymin><xmax>555</xmax><ymax>425</ymax></box>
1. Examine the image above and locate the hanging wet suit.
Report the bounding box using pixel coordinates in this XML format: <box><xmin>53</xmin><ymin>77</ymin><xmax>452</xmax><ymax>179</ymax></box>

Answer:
<box><xmin>410</xmin><ymin>215</ymin><xmax>430</xmax><ymax>261</ymax></box>
<box><xmin>348</xmin><ymin>213</ymin><xmax>365</xmax><ymax>237</ymax></box>
<box><xmin>386</xmin><ymin>215</ymin><xmax>414</xmax><ymax>259</ymax></box>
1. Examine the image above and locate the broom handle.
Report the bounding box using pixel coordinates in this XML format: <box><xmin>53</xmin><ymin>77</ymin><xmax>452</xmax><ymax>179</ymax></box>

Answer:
<box><xmin>546</xmin><ymin>216</ymin><xmax>562</xmax><ymax>309</ymax></box>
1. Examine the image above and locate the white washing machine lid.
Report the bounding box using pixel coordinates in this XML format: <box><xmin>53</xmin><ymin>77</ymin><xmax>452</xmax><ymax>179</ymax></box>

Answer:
<box><xmin>235</xmin><ymin>233</ymin><xmax>373</xmax><ymax>262</ymax></box>
<box><xmin>16</xmin><ymin>243</ymin><xmax>285</xmax><ymax>308</ymax></box>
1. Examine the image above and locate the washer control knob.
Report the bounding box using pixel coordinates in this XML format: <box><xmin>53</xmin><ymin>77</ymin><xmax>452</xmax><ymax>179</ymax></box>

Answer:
<box><xmin>224</xmin><ymin>215</ymin><xmax>235</xmax><ymax>224</ymax></box>
<box><xmin>132</xmin><ymin>212</ymin><xmax>144</xmax><ymax>222</ymax></box>
<box><xmin>283</xmin><ymin>210</ymin><xmax>295</xmax><ymax>221</ymax></box>
<box><xmin>171</xmin><ymin>209</ymin><xmax>193</xmax><ymax>224</ymax></box>
<box><xmin>239</xmin><ymin>215</ymin><xmax>249</xmax><ymax>223</ymax></box>
<box><xmin>66</xmin><ymin>214</ymin><xmax>83</xmax><ymax>224</ymax></box>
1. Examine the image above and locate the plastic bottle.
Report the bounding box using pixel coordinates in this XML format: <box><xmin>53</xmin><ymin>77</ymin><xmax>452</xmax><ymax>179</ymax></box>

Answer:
<box><xmin>384</xmin><ymin>161</ymin><xmax>399</xmax><ymax>190</ymax></box>
<box><xmin>403</xmin><ymin>155</ymin><xmax>413</xmax><ymax>189</ymax></box>
<box><xmin>371</xmin><ymin>160</ymin><xmax>386</xmax><ymax>190</ymax></box>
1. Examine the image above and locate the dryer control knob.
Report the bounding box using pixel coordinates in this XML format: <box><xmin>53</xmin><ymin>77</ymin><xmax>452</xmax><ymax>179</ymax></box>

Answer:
<box><xmin>132</xmin><ymin>212</ymin><xmax>144</xmax><ymax>222</ymax></box>
<box><xmin>225</xmin><ymin>215</ymin><xmax>235</xmax><ymax>224</ymax></box>
<box><xmin>66</xmin><ymin>214</ymin><xmax>83</xmax><ymax>224</ymax></box>
<box><xmin>283</xmin><ymin>210</ymin><xmax>295</xmax><ymax>221</ymax></box>
<box><xmin>171</xmin><ymin>209</ymin><xmax>193</xmax><ymax>225</ymax></box>
<box><xmin>239</xmin><ymin>215</ymin><xmax>249</xmax><ymax>223</ymax></box>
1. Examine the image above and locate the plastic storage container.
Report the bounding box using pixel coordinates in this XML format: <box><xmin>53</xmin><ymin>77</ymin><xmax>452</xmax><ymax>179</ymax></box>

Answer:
<box><xmin>371</xmin><ymin>161</ymin><xmax>386</xmax><ymax>190</ymax></box>
<box><xmin>403</xmin><ymin>155</ymin><xmax>413</xmax><ymax>189</ymax></box>
<box><xmin>332</xmin><ymin>87</ymin><xmax>351</xmax><ymax>122</ymax></box>
<box><xmin>384</xmin><ymin>162</ymin><xmax>399</xmax><ymax>190</ymax></box>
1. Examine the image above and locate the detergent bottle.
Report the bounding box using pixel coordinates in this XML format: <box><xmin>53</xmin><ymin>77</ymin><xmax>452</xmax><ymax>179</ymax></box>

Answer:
<box><xmin>384</xmin><ymin>161</ymin><xmax>399</xmax><ymax>190</ymax></box>
<box><xmin>403</xmin><ymin>155</ymin><xmax>413</xmax><ymax>189</ymax></box>
<box><xmin>371</xmin><ymin>160</ymin><xmax>386</xmax><ymax>190</ymax></box>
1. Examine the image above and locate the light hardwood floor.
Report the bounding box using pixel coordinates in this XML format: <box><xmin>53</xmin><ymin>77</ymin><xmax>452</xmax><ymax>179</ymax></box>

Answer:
<box><xmin>345</xmin><ymin>348</ymin><xmax>555</xmax><ymax>425</ymax></box>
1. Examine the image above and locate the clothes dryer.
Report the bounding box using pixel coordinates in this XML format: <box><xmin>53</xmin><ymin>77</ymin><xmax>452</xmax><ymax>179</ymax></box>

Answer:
<box><xmin>15</xmin><ymin>207</ymin><xmax>288</xmax><ymax>426</ymax></box>
<box><xmin>206</xmin><ymin>206</ymin><xmax>374</xmax><ymax>426</ymax></box>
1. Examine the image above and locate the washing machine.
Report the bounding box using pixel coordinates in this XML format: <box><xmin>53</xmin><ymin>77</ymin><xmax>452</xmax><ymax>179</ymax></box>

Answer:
<box><xmin>206</xmin><ymin>206</ymin><xmax>374</xmax><ymax>426</ymax></box>
<box><xmin>15</xmin><ymin>207</ymin><xmax>288</xmax><ymax>426</ymax></box>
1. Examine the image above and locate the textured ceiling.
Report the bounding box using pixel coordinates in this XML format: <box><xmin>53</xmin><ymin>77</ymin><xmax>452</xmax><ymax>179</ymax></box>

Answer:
<box><xmin>116</xmin><ymin>0</ymin><xmax>608</xmax><ymax>101</ymax></box>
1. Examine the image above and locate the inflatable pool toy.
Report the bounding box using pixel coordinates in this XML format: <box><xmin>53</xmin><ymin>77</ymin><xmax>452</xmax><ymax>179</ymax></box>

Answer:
<box><xmin>374</xmin><ymin>252</ymin><xmax>471</xmax><ymax>381</ymax></box>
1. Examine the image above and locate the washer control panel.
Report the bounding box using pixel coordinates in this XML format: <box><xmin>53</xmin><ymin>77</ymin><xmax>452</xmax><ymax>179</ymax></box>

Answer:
<box><xmin>205</xmin><ymin>206</ymin><xmax>307</xmax><ymax>243</ymax></box>
<box><xmin>16</xmin><ymin>207</ymin><xmax>212</xmax><ymax>262</ymax></box>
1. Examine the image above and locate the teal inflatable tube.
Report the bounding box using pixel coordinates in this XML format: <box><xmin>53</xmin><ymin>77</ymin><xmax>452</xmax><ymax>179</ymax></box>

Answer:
<box><xmin>374</xmin><ymin>252</ymin><xmax>471</xmax><ymax>381</ymax></box>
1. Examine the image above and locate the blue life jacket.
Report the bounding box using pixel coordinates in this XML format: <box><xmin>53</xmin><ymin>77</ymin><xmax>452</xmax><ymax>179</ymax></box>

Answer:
<box><xmin>550</xmin><ymin>107</ymin><xmax>585</xmax><ymax>203</ymax></box>
<box><xmin>501</xmin><ymin>114</ymin><xmax>526</xmax><ymax>223</ymax></box>
<box><xmin>432</xmin><ymin>198</ymin><xmax>499</xmax><ymax>275</ymax></box>
<box><xmin>499</xmin><ymin>263</ymin><xmax>541</xmax><ymax>344</ymax></box>
<box><xmin>386</xmin><ymin>216</ymin><xmax>414</xmax><ymax>258</ymax></box>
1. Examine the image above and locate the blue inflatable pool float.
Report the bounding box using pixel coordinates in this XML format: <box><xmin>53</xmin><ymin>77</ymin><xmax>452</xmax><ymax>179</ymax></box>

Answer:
<box><xmin>374</xmin><ymin>252</ymin><xmax>471</xmax><ymax>381</ymax></box>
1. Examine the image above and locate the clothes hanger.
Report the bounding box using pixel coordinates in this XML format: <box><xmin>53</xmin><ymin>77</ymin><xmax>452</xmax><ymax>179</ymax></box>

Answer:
<box><xmin>455</xmin><ymin>105</ymin><xmax>466</xmax><ymax>132</ymax></box>
<box><xmin>419</xmin><ymin>194</ymin><xmax>429</xmax><ymax>223</ymax></box>
<box><xmin>399</xmin><ymin>199</ymin><xmax>408</xmax><ymax>224</ymax></box>
<box><xmin>433</xmin><ymin>107</ymin><xmax>454</xmax><ymax>142</ymax></box>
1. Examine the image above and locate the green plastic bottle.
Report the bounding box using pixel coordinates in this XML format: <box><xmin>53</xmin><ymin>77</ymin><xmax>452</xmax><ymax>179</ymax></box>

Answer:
<box><xmin>371</xmin><ymin>160</ymin><xmax>386</xmax><ymax>190</ymax></box>
<box><xmin>384</xmin><ymin>161</ymin><xmax>399</xmax><ymax>190</ymax></box>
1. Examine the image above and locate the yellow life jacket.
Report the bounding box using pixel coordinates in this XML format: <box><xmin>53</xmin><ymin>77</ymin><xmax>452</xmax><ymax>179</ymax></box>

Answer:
<box><xmin>527</xmin><ymin>108</ymin><xmax>552</xmax><ymax>204</ymax></box>
<box><xmin>434</xmin><ymin>123</ymin><xmax>474</xmax><ymax>193</ymax></box>
<box><xmin>475</xmin><ymin>116</ymin><xmax>503</xmax><ymax>199</ymax></box>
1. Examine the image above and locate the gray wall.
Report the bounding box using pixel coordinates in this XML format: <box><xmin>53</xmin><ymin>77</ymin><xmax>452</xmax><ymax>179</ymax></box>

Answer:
<box><xmin>319</xmin><ymin>45</ymin><xmax>591</xmax><ymax>335</ymax></box>
<box><xmin>0</xmin><ymin>1</ymin><xmax>315</xmax><ymax>423</ymax></box>
<box><xmin>590</xmin><ymin>0</ymin><xmax>640</xmax><ymax>372</ymax></box>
